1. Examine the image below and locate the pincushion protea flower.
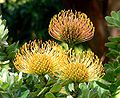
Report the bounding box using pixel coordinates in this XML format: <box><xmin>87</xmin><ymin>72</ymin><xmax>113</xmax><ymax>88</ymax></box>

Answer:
<box><xmin>49</xmin><ymin>10</ymin><xmax>95</xmax><ymax>46</ymax></box>
<box><xmin>56</xmin><ymin>50</ymin><xmax>104</xmax><ymax>82</ymax></box>
<box><xmin>13</xmin><ymin>40</ymin><xmax>64</xmax><ymax>75</ymax></box>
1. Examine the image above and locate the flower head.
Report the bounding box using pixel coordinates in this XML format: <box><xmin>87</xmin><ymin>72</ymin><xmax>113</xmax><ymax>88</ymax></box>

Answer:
<box><xmin>56</xmin><ymin>50</ymin><xmax>104</xmax><ymax>82</ymax></box>
<box><xmin>49</xmin><ymin>10</ymin><xmax>95</xmax><ymax>45</ymax></box>
<box><xmin>14</xmin><ymin>40</ymin><xmax>63</xmax><ymax>75</ymax></box>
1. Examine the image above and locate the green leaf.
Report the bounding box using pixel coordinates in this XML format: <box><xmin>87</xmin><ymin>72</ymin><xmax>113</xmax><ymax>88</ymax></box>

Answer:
<box><xmin>108</xmin><ymin>36</ymin><xmax>120</xmax><ymax>42</ymax></box>
<box><xmin>50</xmin><ymin>83</ymin><xmax>62</xmax><ymax>93</ymax></box>
<box><xmin>79</xmin><ymin>83</ymin><xmax>89</xmax><ymax>98</ymax></box>
<box><xmin>88</xmin><ymin>87</ymin><xmax>99</xmax><ymax>98</ymax></box>
<box><xmin>46</xmin><ymin>79</ymin><xmax>56</xmax><ymax>86</ymax></box>
<box><xmin>0</xmin><ymin>16</ymin><xmax>8</xmax><ymax>43</ymax></box>
<box><xmin>0</xmin><ymin>52</ymin><xmax>6</xmax><ymax>56</ymax></box>
<box><xmin>89</xmin><ymin>92</ymin><xmax>98</xmax><ymax>98</ymax></box>
<box><xmin>101</xmin><ymin>91</ymin><xmax>110</xmax><ymax>98</ymax></box>
<box><xmin>6</xmin><ymin>42</ymin><xmax>19</xmax><ymax>53</ymax></box>
<box><xmin>105</xmin><ymin>11</ymin><xmax>120</xmax><ymax>28</ymax></box>
<box><xmin>114</xmin><ymin>91</ymin><xmax>120</xmax><ymax>98</ymax></box>
<box><xmin>34</xmin><ymin>84</ymin><xmax>43</xmax><ymax>89</ymax></box>
<box><xmin>109</xmin><ymin>84</ymin><xmax>117</xmax><ymax>93</ymax></box>
<box><xmin>1</xmin><ymin>93</ymin><xmax>11</xmax><ymax>98</ymax></box>
<box><xmin>108</xmin><ymin>19</ymin><xmax>120</xmax><ymax>28</ymax></box>
<box><xmin>96</xmin><ymin>81</ymin><xmax>109</xmax><ymax>90</ymax></box>
<box><xmin>115</xmin><ymin>66</ymin><xmax>120</xmax><ymax>75</ymax></box>
<box><xmin>19</xmin><ymin>90</ymin><xmax>29</xmax><ymax>98</ymax></box>
<box><xmin>105</xmin><ymin>16</ymin><xmax>115</xmax><ymax>24</ymax></box>
<box><xmin>113</xmin><ymin>61</ymin><xmax>119</xmax><ymax>68</ymax></box>
<box><xmin>105</xmin><ymin>42</ymin><xmax>117</xmax><ymax>49</ymax></box>
<box><xmin>106</xmin><ymin>49</ymin><xmax>119</xmax><ymax>57</ymax></box>
<box><xmin>65</xmin><ymin>84</ymin><xmax>70</xmax><ymax>94</ymax></box>
<box><xmin>104</xmin><ymin>63</ymin><xmax>111</xmax><ymax>69</ymax></box>
<box><xmin>117</xmin><ymin>44</ymin><xmax>120</xmax><ymax>50</ymax></box>
<box><xmin>80</xmin><ymin>88</ymin><xmax>89</xmax><ymax>98</ymax></box>
<box><xmin>103</xmin><ymin>69</ymin><xmax>115</xmax><ymax>82</ymax></box>
<box><xmin>0</xmin><ymin>52</ymin><xmax>6</xmax><ymax>61</ymax></box>
<box><xmin>111</xmin><ymin>11</ymin><xmax>120</xmax><ymax>22</ymax></box>
<box><xmin>1</xmin><ymin>82</ymin><xmax>9</xmax><ymax>91</ymax></box>
<box><xmin>79</xmin><ymin>83</ymin><xmax>87</xmax><ymax>90</ymax></box>
<box><xmin>111</xmin><ymin>11</ymin><xmax>119</xmax><ymax>20</ymax></box>
<box><xmin>45</xmin><ymin>92</ymin><xmax>56</xmax><ymax>98</ymax></box>
<box><xmin>115</xmin><ymin>79</ymin><xmax>120</xmax><ymax>87</ymax></box>
<box><xmin>112</xmin><ymin>19</ymin><xmax>120</xmax><ymax>27</ymax></box>
<box><xmin>118</xmin><ymin>56</ymin><xmax>120</xmax><ymax>63</ymax></box>
<box><xmin>6</xmin><ymin>42</ymin><xmax>19</xmax><ymax>59</ymax></box>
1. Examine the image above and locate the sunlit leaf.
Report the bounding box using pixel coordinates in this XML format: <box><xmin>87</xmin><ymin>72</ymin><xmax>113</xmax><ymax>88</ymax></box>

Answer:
<box><xmin>45</xmin><ymin>92</ymin><xmax>56</xmax><ymax>98</ymax></box>
<box><xmin>1</xmin><ymin>83</ymin><xmax>9</xmax><ymax>91</ymax></box>
<box><xmin>50</xmin><ymin>83</ymin><xmax>62</xmax><ymax>93</ymax></box>
<box><xmin>111</xmin><ymin>11</ymin><xmax>119</xmax><ymax>20</ymax></box>
<box><xmin>18</xmin><ymin>90</ymin><xmax>29</xmax><ymax>98</ymax></box>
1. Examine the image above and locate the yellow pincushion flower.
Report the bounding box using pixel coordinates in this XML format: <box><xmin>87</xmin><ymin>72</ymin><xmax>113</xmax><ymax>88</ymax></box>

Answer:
<box><xmin>13</xmin><ymin>40</ymin><xmax>64</xmax><ymax>75</ymax></box>
<box><xmin>57</xmin><ymin>50</ymin><xmax>104</xmax><ymax>82</ymax></box>
<box><xmin>49</xmin><ymin>10</ymin><xmax>95</xmax><ymax>45</ymax></box>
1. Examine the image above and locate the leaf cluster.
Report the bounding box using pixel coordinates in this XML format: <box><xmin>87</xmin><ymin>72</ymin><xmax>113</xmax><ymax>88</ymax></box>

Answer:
<box><xmin>97</xmin><ymin>11</ymin><xmax>120</xmax><ymax>97</ymax></box>
<box><xmin>105</xmin><ymin>11</ymin><xmax>120</xmax><ymax>28</ymax></box>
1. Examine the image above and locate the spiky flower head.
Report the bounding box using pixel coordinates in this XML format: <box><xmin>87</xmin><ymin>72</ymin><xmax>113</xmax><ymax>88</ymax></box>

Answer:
<box><xmin>56</xmin><ymin>50</ymin><xmax>104</xmax><ymax>82</ymax></box>
<box><xmin>13</xmin><ymin>40</ymin><xmax>64</xmax><ymax>75</ymax></box>
<box><xmin>49</xmin><ymin>10</ymin><xmax>95</xmax><ymax>46</ymax></box>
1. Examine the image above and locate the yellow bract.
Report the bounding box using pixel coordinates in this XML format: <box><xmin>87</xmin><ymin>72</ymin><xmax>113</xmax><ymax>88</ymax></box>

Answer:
<box><xmin>56</xmin><ymin>50</ymin><xmax>104</xmax><ymax>82</ymax></box>
<box><xmin>13</xmin><ymin>40</ymin><xmax>64</xmax><ymax>75</ymax></box>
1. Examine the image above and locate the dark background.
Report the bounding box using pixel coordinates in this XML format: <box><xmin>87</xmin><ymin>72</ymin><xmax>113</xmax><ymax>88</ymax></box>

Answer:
<box><xmin>0</xmin><ymin>0</ymin><xmax>120</xmax><ymax>58</ymax></box>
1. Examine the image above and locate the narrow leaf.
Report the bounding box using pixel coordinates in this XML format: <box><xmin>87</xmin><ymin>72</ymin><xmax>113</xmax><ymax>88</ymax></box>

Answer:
<box><xmin>50</xmin><ymin>83</ymin><xmax>62</xmax><ymax>93</ymax></box>
<box><xmin>96</xmin><ymin>81</ymin><xmax>109</xmax><ymax>90</ymax></box>
<box><xmin>19</xmin><ymin>90</ymin><xmax>29</xmax><ymax>98</ymax></box>
<box><xmin>115</xmin><ymin>66</ymin><xmax>120</xmax><ymax>74</ymax></box>
<box><xmin>111</xmin><ymin>11</ymin><xmax>119</xmax><ymax>20</ymax></box>
<box><xmin>45</xmin><ymin>92</ymin><xmax>56</xmax><ymax>98</ymax></box>
<box><xmin>105</xmin><ymin>42</ymin><xmax>117</xmax><ymax>49</ymax></box>
<box><xmin>108</xmin><ymin>36</ymin><xmax>120</xmax><ymax>42</ymax></box>
<box><xmin>105</xmin><ymin>16</ymin><xmax>115</xmax><ymax>24</ymax></box>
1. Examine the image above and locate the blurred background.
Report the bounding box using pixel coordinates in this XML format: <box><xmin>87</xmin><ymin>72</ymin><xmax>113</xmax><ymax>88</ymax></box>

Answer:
<box><xmin>0</xmin><ymin>0</ymin><xmax>120</xmax><ymax>58</ymax></box>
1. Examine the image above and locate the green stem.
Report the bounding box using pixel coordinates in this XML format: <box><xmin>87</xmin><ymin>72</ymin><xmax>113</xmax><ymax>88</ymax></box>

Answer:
<box><xmin>68</xmin><ymin>43</ymin><xmax>74</xmax><ymax>49</ymax></box>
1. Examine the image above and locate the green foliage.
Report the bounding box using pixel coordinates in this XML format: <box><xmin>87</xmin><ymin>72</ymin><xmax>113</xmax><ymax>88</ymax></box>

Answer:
<box><xmin>0</xmin><ymin>16</ymin><xmax>28</xmax><ymax>98</ymax></box>
<box><xmin>18</xmin><ymin>90</ymin><xmax>30</xmax><ymax>98</ymax></box>
<box><xmin>0</xmin><ymin>16</ymin><xmax>8</xmax><ymax>48</ymax></box>
<box><xmin>96</xmin><ymin>11</ymin><xmax>120</xmax><ymax>97</ymax></box>
<box><xmin>0</xmin><ymin>69</ymin><xmax>28</xmax><ymax>98</ymax></box>
<box><xmin>105</xmin><ymin>11</ymin><xmax>120</xmax><ymax>28</ymax></box>
<box><xmin>102</xmin><ymin>36</ymin><xmax>120</xmax><ymax>96</ymax></box>
<box><xmin>0</xmin><ymin>16</ymin><xmax>18</xmax><ymax>63</ymax></box>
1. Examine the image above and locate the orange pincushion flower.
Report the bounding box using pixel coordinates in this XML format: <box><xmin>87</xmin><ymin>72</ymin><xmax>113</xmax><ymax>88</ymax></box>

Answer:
<box><xmin>13</xmin><ymin>40</ymin><xmax>64</xmax><ymax>75</ymax></box>
<box><xmin>49</xmin><ymin>10</ymin><xmax>95</xmax><ymax>45</ymax></box>
<box><xmin>56</xmin><ymin>50</ymin><xmax>104</xmax><ymax>82</ymax></box>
